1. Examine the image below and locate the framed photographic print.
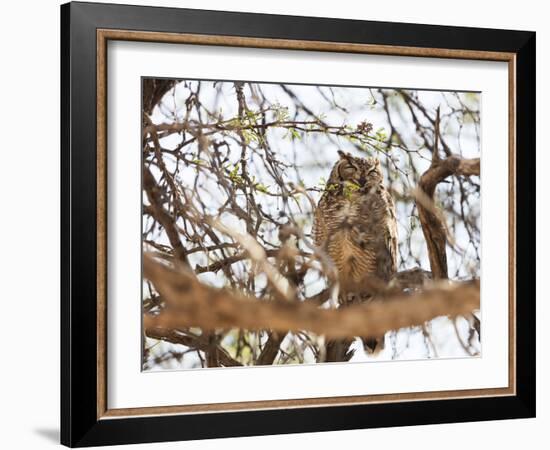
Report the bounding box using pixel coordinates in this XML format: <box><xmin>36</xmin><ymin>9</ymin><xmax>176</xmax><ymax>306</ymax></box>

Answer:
<box><xmin>60</xmin><ymin>1</ymin><xmax>536</xmax><ymax>447</ymax></box>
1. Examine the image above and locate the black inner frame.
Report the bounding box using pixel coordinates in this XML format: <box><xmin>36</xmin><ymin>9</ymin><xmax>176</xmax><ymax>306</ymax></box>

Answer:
<box><xmin>61</xmin><ymin>2</ymin><xmax>536</xmax><ymax>447</ymax></box>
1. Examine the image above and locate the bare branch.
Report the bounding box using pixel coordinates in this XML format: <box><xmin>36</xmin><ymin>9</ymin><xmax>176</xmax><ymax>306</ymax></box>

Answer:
<box><xmin>417</xmin><ymin>109</ymin><xmax>480</xmax><ymax>279</ymax></box>
<box><xmin>145</xmin><ymin>327</ymin><xmax>242</xmax><ymax>367</ymax></box>
<box><xmin>143</xmin><ymin>166</ymin><xmax>191</xmax><ymax>268</ymax></box>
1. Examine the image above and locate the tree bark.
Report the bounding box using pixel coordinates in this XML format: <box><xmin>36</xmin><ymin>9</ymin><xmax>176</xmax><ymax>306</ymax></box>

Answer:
<box><xmin>417</xmin><ymin>109</ymin><xmax>480</xmax><ymax>279</ymax></box>
<box><xmin>143</xmin><ymin>255</ymin><xmax>480</xmax><ymax>340</ymax></box>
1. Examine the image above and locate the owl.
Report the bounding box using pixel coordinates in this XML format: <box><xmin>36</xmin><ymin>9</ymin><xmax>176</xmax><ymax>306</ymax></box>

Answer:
<box><xmin>313</xmin><ymin>150</ymin><xmax>398</xmax><ymax>359</ymax></box>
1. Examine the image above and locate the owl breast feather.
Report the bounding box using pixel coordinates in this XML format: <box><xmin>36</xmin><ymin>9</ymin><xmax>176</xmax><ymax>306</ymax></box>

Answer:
<box><xmin>325</xmin><ymin>198</ymin><xmax>378</xmax><ymax>286</ymax></box>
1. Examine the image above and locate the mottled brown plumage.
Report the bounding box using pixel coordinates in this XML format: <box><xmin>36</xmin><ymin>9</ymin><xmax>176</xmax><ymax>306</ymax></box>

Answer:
<box><xmin>313</xmin><ymin>150</ymin><xmax>398</xmax><ymax>358</ymax></box>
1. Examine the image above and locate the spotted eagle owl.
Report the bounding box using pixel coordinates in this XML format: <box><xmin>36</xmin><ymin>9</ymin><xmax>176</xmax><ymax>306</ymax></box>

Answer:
<box><xmin>313</xmin><ymin>150</ymin><xmax>398</xmax><ymax>359</ymax></box>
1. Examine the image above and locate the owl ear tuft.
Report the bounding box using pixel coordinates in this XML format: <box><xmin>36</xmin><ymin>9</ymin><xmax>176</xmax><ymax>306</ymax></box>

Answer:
<box><xmin>337</xmin><ymin>149</ymin><xmax>347</xmax><ymax>159</ymax></box>
<box><xmin>368</xmin><ymin>157</ymin><xmax>380</xmax><ymax>167</ymax></box>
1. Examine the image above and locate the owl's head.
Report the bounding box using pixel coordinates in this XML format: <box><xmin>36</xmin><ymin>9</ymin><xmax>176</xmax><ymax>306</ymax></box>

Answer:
<box><xmin>327</xmin><ymin>150</ymin><xmax>383</xmax><ymax>188</ymax></box>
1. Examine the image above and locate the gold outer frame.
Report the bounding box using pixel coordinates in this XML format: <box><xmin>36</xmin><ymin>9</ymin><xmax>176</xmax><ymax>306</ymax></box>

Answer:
<box><xmin>96</xmin><ymin>29</ymin><xmax>516</xmax><ymax>420</ymax></box>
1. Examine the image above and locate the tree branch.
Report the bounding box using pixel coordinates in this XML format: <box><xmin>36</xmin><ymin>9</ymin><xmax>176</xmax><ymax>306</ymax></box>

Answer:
<box><xmin>143</xmin><ymin>166</ymin><xmax>191</xmax><ymax>268</ymax></box>
<box><xmin>257</xmin><ymin>332</ymin><xmax>287</xmax><ymax>365</ymax></box>
<box><xmin>143</xmin><ymin>256</ymin><xmax>479</xmax><ymax>340</ymax></box>
<box><xmin>417</xmin><ymin>109</ymin><xmax>480</xmax><ymax>279</ymax></box>
<box><xmin>145</xmin><ymin>326</ymin><xmax>242</xmax><ymax>367</ymax></box>
<box><xmin>142</xmin><ymin>79</ymin><xmax>176</xmax><ymax>115</ymax></box>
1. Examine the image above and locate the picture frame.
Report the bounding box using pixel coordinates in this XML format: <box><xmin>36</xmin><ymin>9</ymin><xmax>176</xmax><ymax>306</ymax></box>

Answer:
<box><xmin>60</xmin><ymin>1</ymin><xmax>536</xmax><ymax>447</ymax></box>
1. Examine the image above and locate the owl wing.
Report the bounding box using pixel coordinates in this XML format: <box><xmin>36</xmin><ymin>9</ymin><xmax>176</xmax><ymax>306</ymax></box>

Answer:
<box><xmin>312</xmin><ymin>195</ymin><xmax>327</xmax><ymax>248</ymax></box>
<box><xmin>366</xmin><ymin>186</ymin><xmax>398</xmax><ymax>281</ymax></box>
<box><xmin>383</xmin><ymin>188</ymin><xmax>399</xmax><ymax>276</ymax></box>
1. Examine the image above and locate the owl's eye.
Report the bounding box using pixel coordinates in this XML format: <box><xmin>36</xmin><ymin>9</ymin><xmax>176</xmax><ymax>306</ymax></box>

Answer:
<box><xmin>338</xmin><ymin>163</ymin><xmax>356</xmax><ymax>179</ymax></box>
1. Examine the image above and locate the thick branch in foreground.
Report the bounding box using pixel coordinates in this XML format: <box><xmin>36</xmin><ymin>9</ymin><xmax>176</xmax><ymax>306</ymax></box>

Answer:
<box><xmin>143</xmin><ymin>256</ymin><xmax>479</xmax><ymax>340</ymax></box>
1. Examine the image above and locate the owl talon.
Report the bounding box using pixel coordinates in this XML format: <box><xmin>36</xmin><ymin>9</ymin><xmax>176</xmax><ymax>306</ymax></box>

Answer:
<box><xmin>362</xmin><ymin>336</ymin><xmax>384</xmax><ymax>355</ymax></box>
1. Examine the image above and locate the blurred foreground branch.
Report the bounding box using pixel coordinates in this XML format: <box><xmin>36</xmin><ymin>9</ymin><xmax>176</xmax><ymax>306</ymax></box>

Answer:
<box><xmin>143</xmin><ymin>255</ymin><xmax>479</xmax><ymax>340</ymax></box>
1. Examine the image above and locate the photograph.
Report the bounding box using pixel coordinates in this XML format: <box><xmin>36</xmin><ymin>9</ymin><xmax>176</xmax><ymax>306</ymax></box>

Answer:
<box><xmin>141</xmin><ymin>78</ymin><xmax>482</xmax><ymax>370</ymax></box>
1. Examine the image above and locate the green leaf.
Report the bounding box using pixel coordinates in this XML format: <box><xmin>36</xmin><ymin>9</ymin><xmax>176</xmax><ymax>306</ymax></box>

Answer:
<box><xmin>290</xmin><ymin>128</ymin><xmax>301</xmax><ymax>140</ymax></box>
<box><xmin>375</xmin><ymin>127</ymin><xmax>387</xmax><ymax>142</ymax></box>
<box><xmin>343</xmin><ymin>180</ymin><xmax>360</xmax><ymax>199</ymax></box>
<box><xmin>255</xmin><ymin>183</ymin><xmax>270</xmax><ymax>194</ymax></box>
